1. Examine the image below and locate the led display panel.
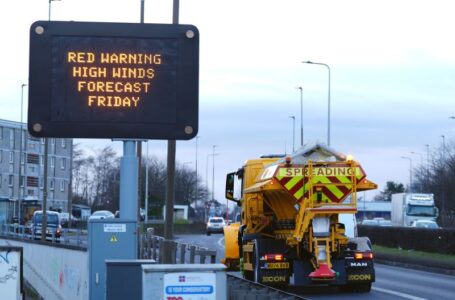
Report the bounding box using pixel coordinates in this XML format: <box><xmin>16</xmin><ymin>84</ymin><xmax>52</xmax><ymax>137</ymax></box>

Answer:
<box><xmin>28</xmin><ymin>21</ymin><xmax>199</xmax><ymax>139</ymax></box>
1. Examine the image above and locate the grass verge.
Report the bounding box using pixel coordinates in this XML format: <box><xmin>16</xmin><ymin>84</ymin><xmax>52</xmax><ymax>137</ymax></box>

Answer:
<box><xmin>373</xmin><ymin>244</ymin><xmax>455</xmax><ymax>269</ymax></box>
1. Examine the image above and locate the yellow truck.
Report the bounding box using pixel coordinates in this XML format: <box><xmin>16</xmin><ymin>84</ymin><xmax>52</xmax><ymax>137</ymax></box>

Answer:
<box><xmin>223</xmin><ymin>144</ymin><xmax>377</xmax><ymax>292</ymax></box>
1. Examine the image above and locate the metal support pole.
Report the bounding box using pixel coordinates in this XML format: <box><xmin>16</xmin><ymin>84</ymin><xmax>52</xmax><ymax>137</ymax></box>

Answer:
<box><xmin>163</xmin><ymin>2</ymin><xmax>180</xmax><ymax>264</ymax></box>
<box><xmin>212</xmin><ymin>145</ymin><xmax>216</xmax><ymax>202</ymax></box>
<box><xmin>41</xmin><ymin>140</ymin><xmax>48</xmax><ymax>241</ymax></box>
<box><xmin>302</xmin><ymin>61</ymin><xmax>331</xmax><ymax>146</ymax></box>
<box><xmin>120</xmin><ymin>141</ymin><xmax>138</xmax><ymax>221</ymax></box>
<box><xmin>163</xmin><ymin>140</ymin><xmax>176</xmax><ymax>263</ymax></box>
<box><xmin>18</xmin><ymin>84</ymin><xmax>26</xmax><ymax>224</ymax></box>
<box><xmin>290</xmin><ymin>116</ymin><xmax>295</xmax><ymax>152</ymax></box>
<box><xmin>297</xmin><ymin>86</ymin><xmax>303</xmax><ymax>146</ymax></box>
<box><xmin>145</xmin><ymin>141</ymin><xmax>149</xmax><ymax>223</ymax></box>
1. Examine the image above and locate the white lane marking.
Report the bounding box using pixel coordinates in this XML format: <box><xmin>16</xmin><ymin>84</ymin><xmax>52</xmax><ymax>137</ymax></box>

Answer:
<box><xmin>217</xmin><ymin>237</ymin><xmax>225</xmax><ymax>248</ymax></box>
<box><xmin>372</xmin><ymin>287</ymin><xmax>428</xmax><ymax>300</ymax></box>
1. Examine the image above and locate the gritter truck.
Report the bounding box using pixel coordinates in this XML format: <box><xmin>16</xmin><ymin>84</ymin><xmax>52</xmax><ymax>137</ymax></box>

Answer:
<box><xmin>222</xmin><ymin>144</ymin><xmax>377</xmax><ymax>292</ymax></box>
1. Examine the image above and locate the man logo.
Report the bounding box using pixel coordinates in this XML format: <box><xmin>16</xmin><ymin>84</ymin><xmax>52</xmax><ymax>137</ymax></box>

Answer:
<box><xmin>350</xmin><ymin>262</ymin><xmax>368</xmax><ymax>267</ymax></box>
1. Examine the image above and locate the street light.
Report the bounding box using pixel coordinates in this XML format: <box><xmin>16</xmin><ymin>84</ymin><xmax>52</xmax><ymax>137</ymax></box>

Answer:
<box><xmin>296</xmin><ymin>86</ymin><xmax>303</xmax><ymax>146</ymax></box>
<box><xmin>212</xmin><ymin>145</ymin><xmax>217</xmax><ymax>202</ymax></box>
<box><xmin>401</xmin><ymin>156</ymin><xmax>413</xmax><ymax>192</ymax></box>
<box><xmin>206</xmin><ymin>152</ymin><xmax>219</xmax><ymax>199</ymax></box>
<box><xmin>410</xmin><ymin>152</ymin><xmax>423</xmax><ymax>192</ymax></box>
<box><xmin>18</xmin><ymin>83</ymin><xmax>27</xmax><ymax>224</ymax></box>
<box><xmin>302</xmin><ymin>61</ymin><xmax>331</xmax><ymax>146</ymax></box>
<box><xmin>195</xmin><ymin>136</ymin><xmax>199</xmax><ymax>208</ymax></box>
<box><xmin>289</xmin><ymin>116</ymin><xmax>295</xmax><ymax>152</ymax></box>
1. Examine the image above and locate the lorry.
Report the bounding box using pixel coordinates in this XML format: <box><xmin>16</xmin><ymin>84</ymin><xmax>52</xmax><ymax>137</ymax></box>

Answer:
<box><xmin>391</xmin><ymin>193</ymin><xmax>439</xmax><ymax>227</ymax></box>
<box><xmin>222</xmin><ymin>144</ymin><xmax>377</xmax><ymax>292</ymax></box>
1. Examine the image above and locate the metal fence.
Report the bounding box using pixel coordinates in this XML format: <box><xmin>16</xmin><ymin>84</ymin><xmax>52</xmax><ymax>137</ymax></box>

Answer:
<box><xmin>140</xmin><ymin>229</ymin><xmax>217</xmax><ymax>264</ymax></box>
<box><xmin>0</xmin><ymin>223</ymin><xmax>88</xmax><ymax>247</ymax></box>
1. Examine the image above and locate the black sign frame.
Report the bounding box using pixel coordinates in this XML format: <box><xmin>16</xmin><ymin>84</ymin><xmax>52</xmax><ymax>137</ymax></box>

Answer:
<box><xmin>28</xmin><ymin>21</ymin><xmax>199</xmax><ymax>140</ymax></box>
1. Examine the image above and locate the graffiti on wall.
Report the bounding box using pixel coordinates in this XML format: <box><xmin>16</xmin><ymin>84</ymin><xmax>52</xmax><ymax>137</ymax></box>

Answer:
<box><xmin>0</xmin><ymin>247</ymin><xmax>23</xmax><ymax>299</ymax></box>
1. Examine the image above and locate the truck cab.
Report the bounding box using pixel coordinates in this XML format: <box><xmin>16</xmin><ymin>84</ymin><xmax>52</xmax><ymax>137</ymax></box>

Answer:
<box><xmin>391</xmin><ymin>193</ymin><xmax>439</xmax><ymax>227</ymax></box>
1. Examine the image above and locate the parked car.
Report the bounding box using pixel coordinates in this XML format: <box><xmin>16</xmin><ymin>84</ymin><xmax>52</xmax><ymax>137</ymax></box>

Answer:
<box><xmin>89</xmin><ymin>210</ymin><xmax>115</xmax><ymax>221</ymax></box>
<box><xmin>410</xmin><ymin>220</ymin><xmax>440</xmax><ymax>229</ymax></box>
<box><xmin>31</xmin><ymin>210</ymin><xmax>62</xmax><ymax>241</ymax></box>
<box><xmin>206</xmin><ymin>217</ymin><xmax>226</xmax><ymax>235</ymax></box>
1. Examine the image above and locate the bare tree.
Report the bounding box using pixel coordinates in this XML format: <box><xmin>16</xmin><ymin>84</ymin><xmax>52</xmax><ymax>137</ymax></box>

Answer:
<box><xmin>412</xmin><ymin>140</ymin><xmax>455</xmax><ymax>227</ymax></box>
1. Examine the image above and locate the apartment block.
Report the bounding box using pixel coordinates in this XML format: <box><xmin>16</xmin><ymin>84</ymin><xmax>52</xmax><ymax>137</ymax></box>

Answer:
<box><xmin>0</xmin><ymin>119</ymin><xmax>72</xmax><ymax>216</ymax></box>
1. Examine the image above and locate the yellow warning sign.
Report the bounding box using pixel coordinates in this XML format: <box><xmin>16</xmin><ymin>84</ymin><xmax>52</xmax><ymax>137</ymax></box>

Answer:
<box><xmin>110</xmin><ymin>235</ymin><xmax>118</xmax><ymax>242</ymax></box>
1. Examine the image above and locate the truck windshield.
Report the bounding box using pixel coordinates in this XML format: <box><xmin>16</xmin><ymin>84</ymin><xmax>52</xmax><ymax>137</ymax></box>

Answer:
<box><xmin>406</xmin><ymin>205</ymin><xmax>436</xmax><ymax>217</ymax></box>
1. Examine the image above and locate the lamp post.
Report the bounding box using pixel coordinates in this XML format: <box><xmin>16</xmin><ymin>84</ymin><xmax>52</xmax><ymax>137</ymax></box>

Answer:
<box><xmin>410</xmin><ymin>151</ymin><xmax>423</xmax><ymax>192</ymax></box>
<box><xmin>424</xmin><ymin>144</ymin><xmax>430</xmax><ymax>166</ymax></box>
<box><xmin>18</xmin><ymin>84</ymin><xmax>27</xmax><ymax>224</ymax></box>
<box><xmin>212</xmin><ymin>145</ymin><xmax>217</xmax><ymax>202</ymax></box>
<box><xmin>296</xmin><ymin>86</ymin><xmax>303</xmax><ymax>146</ymax></box>
<box><xmin>441</xmin><ymin>135</ymin><xmax>446</xmax><ymax>161</ymax></box>
<box><xmin>206</xmin><ymin>152</ymin><xmax>219</xmax><ymax>198</ymax></box>
<box><xmin>289</xmin><ymin>116</ymin><xmax>295</xmax><ymax>152</ymax></box>
<box><xmin>206</xmin><ymin>151</ymin><xmax>219</xmax><ymax>220</ymax></box>
<box><xmin>302</xmin><ymin>61</ymin><xmax>331</xmax><ymax>146</ymax></box>
<box><xmin>401</xmin><ymin>156</ymin><xmax>413</xmax><ymax>192</ymax></box>
<box><xmin>144</xmin><ymin>141</ymin><xmax>149</xmax><ymax>223</ymax></box>
<box><xmin>195</xmin><ymin>136</ymin><xmax>199</xmax><ymax>208</ymax></box>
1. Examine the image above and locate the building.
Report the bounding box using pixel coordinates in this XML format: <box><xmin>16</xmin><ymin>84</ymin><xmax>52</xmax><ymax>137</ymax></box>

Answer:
<box><xmin>0</xmin><ymin>119</ymin><xmax>72</xmax><ymax>222</ymax></box>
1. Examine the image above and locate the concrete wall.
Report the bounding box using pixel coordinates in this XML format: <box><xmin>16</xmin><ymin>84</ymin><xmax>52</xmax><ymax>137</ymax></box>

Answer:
<box><xmin>0</xmin><ymin>238</ymin><xmax>88</xmax><ymax>300</ymax></box>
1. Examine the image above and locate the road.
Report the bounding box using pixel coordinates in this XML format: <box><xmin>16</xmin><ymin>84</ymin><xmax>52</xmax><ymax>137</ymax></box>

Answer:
<box><xmin>176</xmin><ymin>233</ymin><xmax>455</xmax><ymax>300</ymax></box>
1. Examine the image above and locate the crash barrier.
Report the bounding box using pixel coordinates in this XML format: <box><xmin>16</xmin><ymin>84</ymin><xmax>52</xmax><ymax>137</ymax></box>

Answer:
<box><xmin>141</xmin><ymin>232</ymin><xmax>217</xmax><ymax>264</ymax></box>
<box><xmin>0</xmin><ymin>223</ymin><xmax>88</xmax><ymax>247</ymax></box>
<box><xmin>227</xmin><ymin>274</ymin><xmax>306</xmax><ymax>300</ymax></box>
<box><xmin>358</xmin><ymin>225</ymin><xmax>455</xmax><ymax>255</ymax></box>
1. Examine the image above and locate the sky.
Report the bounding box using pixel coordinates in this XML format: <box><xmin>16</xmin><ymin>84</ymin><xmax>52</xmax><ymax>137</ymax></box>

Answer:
<box><xmin>1</xmin><ymin>0</ymin><xmax>454</xmax><ymax>205</ymax></box>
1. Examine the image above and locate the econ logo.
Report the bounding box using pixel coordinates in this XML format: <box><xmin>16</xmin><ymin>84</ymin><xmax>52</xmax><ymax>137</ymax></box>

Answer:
<box><xmin>28</xmin><ymin>21</ymin><xmax>199</xmax><ymax>140</ymax></box>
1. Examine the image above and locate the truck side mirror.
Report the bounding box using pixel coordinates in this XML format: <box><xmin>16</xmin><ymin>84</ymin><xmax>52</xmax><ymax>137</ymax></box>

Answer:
<box><xmin>225</xmin><ymin>172</ymin><xmax>240</xmax><ymax>205</ymax></box>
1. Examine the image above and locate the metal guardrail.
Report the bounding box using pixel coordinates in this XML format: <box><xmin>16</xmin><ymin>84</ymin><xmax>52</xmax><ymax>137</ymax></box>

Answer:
<box><xmin>140</xmin><ymin>231</ymin><xmax>217</xmax><ymax>264</ymax></box>
<box><xmin>140</xmin><ymin>228</ymin><xmax>216</xmax><ymax>263</ymax></box>
<box><xmin>0</xmin><ymin>223</ymin><xmax>88</xmax><ymax>247</ymax></box>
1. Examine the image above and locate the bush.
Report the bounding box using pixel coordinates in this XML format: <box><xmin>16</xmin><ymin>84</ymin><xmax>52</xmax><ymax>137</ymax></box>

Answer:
<box><xmin>358</xmin><ymin>225</ymin><xmax>455</xmax><ymax>255</ymax></box>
